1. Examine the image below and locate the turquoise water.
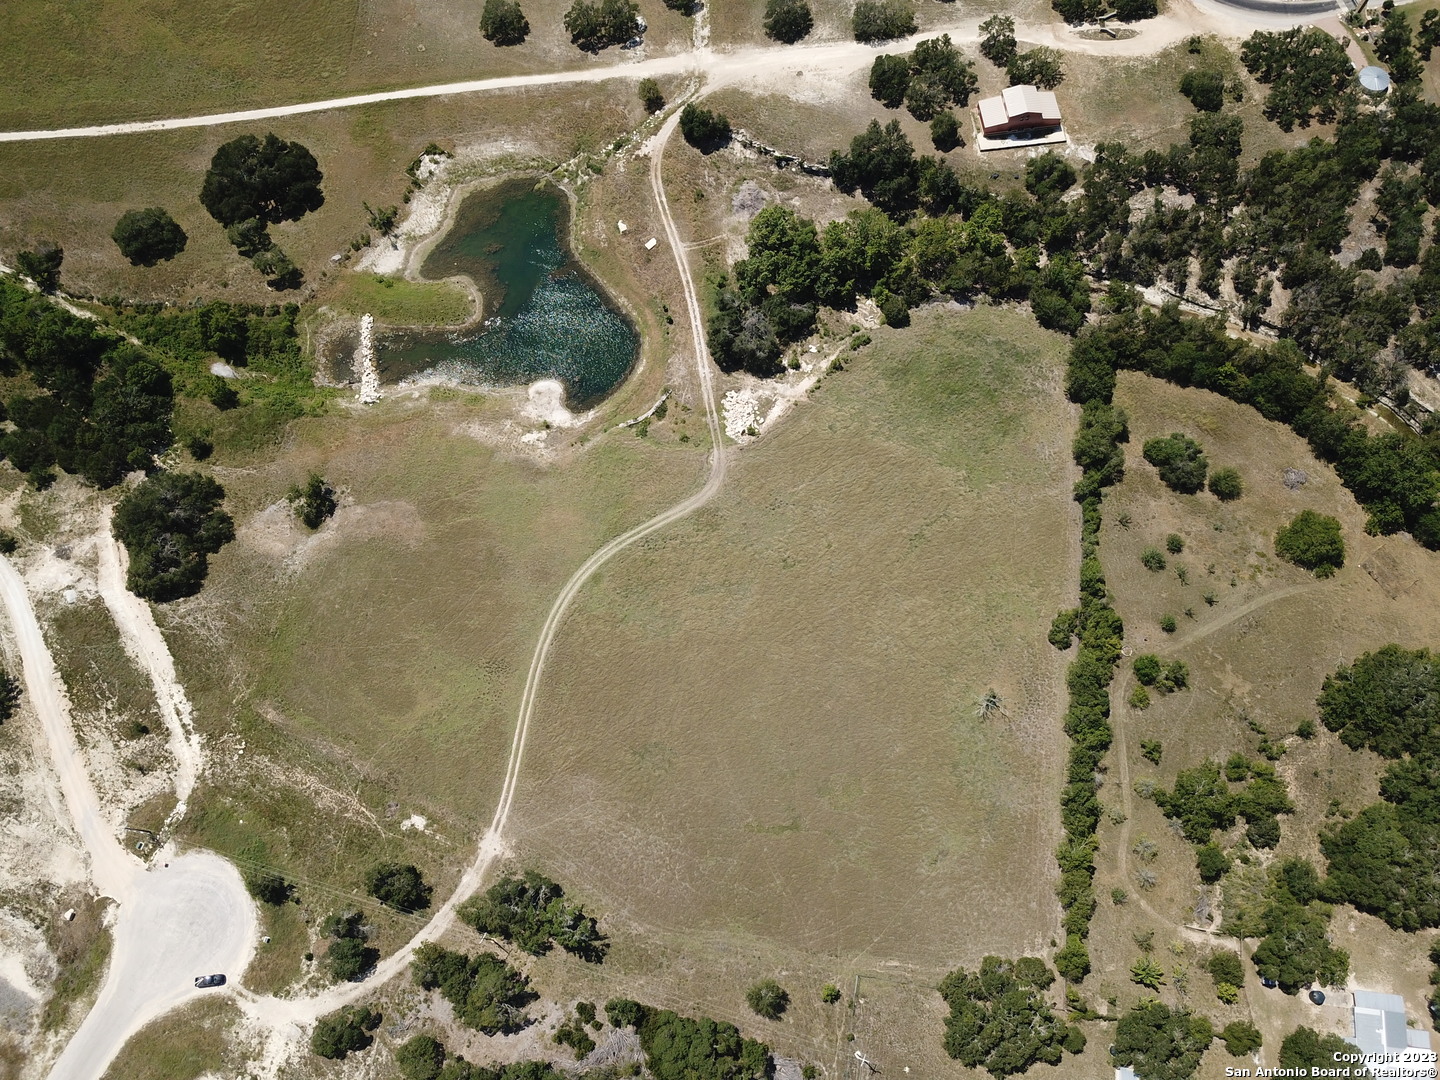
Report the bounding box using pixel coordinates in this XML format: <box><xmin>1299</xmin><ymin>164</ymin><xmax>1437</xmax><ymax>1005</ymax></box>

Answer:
<box><xmin>375</xmin><ymin>178</ymin><xmax>638</xmax><ymax>408</ymax></box>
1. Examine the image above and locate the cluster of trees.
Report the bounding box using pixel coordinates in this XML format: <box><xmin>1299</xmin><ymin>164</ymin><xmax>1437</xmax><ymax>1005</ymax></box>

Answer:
<box><xmin>111</xmin><ymin>208</ymin><xmax>187</xmax><ymax>267</ymax></box>
<box><xmin>1318</xmin><ymin>646</ymin><xmax>1440</xmax><ymax>929</ymax></box>
<box><xmin>1111</xmin><ymin>1001</ymin><xmax>1213</xmax><ymax>1080</ymax></box>
<box><xmin>113</xmin><ymin>471</ymin><xmax>234</xmax><ymax>601</ymax></box>
<box><xmin>1239</xmin><ymin>28</ymin><xmax>1353</xmax><ymax>132</ymax></box>
<box><xmin>0</xmin><ymin>277</ymin><xmax>175</xmax><ymax>489</ymax></box>
<box><xmin>411</xmin><ymin>943</ymin><xmax>536</xmax><ymax>1034</ymax></box>
<box><xmin>200</xmin><ymin>133</ymin><xmax>324</xmax><ymax>289</ymax></box>
<box><xmin>365</xmin><ymin>861</ymin><xmax>431</xmax><ymax>913</ymax></box>
<box><xmin>396</xmin><ymin>1034</ymin><xmax>565</xmax><ymax>1080</ymax></box>
<box><xmin>1151</xmin><ymin>757</ymin><xmax>1293</xmax><ymax>849</ymax></box>
<box><xmin>1142</xmin><ymin>433</ymin><xmax>1208</xmax><ymax>493</ymax></box>
<box><xmin>1064</xmin><ymin>307</ymin><xmax>1440</xmax><ymax>547</ymax></box>
<box><xmin>1207</xmin><ymin>949</ymin><xmax>1245</xmax><ymax>1003</ymax></box>
<box><xmin>321</xmin><ymin>910</ymin><xmax>378</xmax><ymax>982</ymax></box>
<box><xmin>763</xmin><ymin>0</ymin><xmax>812</xmax><ymax>44</ymax></box>
<box><xmin>851</xmin><ymin>0</ymin><xmax>916</xmax><ymax>44</ymax></box>
<box><xmin>868</xmin><ymin>36</ymin><xmax>978</xmax><ymax>125</ymax></box>
<box><xmin>310</xmin><ymin>1004</ymin><xmax>381</xmax><ymax>1060</ymax></box>
<box><xmin>1245</xmin><ymin>860</ymin><xmax>1349</xmax><ymax>992</ymax></box>
<box><xmin>564</xmin><ymin>0</ymin><xmax>640</xmax><ymax>51</ymax></box>
<box><xmin>481</xmin><ymin>0</ymin><xmax>530</xmax><ymax>45</ymax></box>
<box><xmin>111</xmin><ymin>299</ymin><xmax>304</xmax><ymax>378</ymax></box>
<box><xmin>457</xmin><ymin>870</ymin><xmax>606</xmax><ymax>961</ymax></box>
<box><xmin>288</xmin><ymin>473</ymin><xmax>337</xmax><ymax>529</ymax></box>
<box><xmin>553</xmin><ymin>1003</ymin><xmax>599</xmax><ymax>1058</ymax></box>
<box><xmin>1039</xmin><ymin>390</ymin><xmax>1133</xmax><ymax>984</ymax></box>
<box><xmin>604</xmin><ymin>999</ymin><xmax>773</xmax><ymax>1080</ymax></box>
<box><xmin>937</xmin><ymin>957</ymin><xmax>1083</xmax><ymax>1076</ymax></box>
<box><xmin>1179</xmin><ymin>69</ymin><xmax>1227</xmax><ymax>113</ymax></box>
<box><xmin>1279</xmin><ymin>1027</ymin><xmax>1362</xmax><ymax>1072</ymax></box>
<box><xmin>1131</xmin><ymin>653</ymin><xmax>1188</xmax><ymax>694</ymax></box>
<box><xmin>1274</xmin><ymin>509</ymin><xmax>1345</xmax><ymax>575</ymax></box>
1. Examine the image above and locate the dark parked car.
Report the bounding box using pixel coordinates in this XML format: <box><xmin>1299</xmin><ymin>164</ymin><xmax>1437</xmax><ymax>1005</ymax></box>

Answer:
<box><xmin>1261</xmin><ymin>977</ymin><xmax>1279</xmax><ymax>989</ymax></box>
<box><xmin>1309</xmin><ymin>990</ymin><xmax>1326</xmax><ymax>1005</ymax></box>
<box><xmin>194</xmin><ymin>974</ymin><xmax>226</xmax><ymax>988</ymax></box>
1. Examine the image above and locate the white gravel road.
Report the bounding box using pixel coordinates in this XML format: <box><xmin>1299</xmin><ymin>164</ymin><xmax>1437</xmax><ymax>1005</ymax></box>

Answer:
<box><xmin>47</xmin><ymin>850</ymin><xmax>257</xmax><ymax>1080</ymax></box>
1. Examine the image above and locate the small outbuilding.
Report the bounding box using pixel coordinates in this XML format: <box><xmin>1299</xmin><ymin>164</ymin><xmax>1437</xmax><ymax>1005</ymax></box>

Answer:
<box><xmin>1359</xmin><ymin>65</ymin><xmax>1391</xmax><ymax>95</ymax></box>
<box><xmin>977</xmin><ymin>84</ymin><xmax>1063</xmax><ymax>137</ymax></box>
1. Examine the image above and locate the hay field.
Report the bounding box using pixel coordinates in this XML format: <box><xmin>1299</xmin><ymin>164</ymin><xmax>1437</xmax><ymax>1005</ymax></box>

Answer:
<box><xmin>1084</xmin><ymin>373</ymin><xmax>1440</xmax><ymax>1059</ymax></box>
<box><xmin>503</xmin><ymin>305</ymin><xmax>1077</xmax><ymax>1061</ymax></box>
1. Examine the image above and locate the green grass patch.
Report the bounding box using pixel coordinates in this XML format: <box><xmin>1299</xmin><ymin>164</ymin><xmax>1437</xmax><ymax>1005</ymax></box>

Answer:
<box><xmin>42</xmin><ymin>899</ymin><xmax>113</xmax><ymax>1033</ymax></box>
<box><xmin>99</xmin><ymin>998</ymin><xmax>239</xmax><ymax>1080</ymax></box>
<box><xmin>330</xmin><ymin>273</ymin><xmax>475</xmax><ymax>327</ymax></box>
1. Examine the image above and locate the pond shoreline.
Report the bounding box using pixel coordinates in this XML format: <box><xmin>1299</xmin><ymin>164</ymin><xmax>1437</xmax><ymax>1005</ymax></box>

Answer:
<box><xmin>332</xmin><ymin>173</ymin><xmax>642</xmax><ymax>408</ymax></box>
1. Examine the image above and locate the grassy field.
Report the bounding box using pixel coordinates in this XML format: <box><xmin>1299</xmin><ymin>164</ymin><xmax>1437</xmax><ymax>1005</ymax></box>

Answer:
<box><xmin>98</xmin><ymin>997</ymin><xmax>241</xmax><ymax>1080</ymax></box>
<box><xmin>163</xmin><ymin>384</ymin><xmax>706</xmax><ymax>985</ymax></box>
<box><xmin>0</xmin><ymin>80</ymin><xmax>651</xmax><ymax>306</ymax></box>
<box><xmin>1084</xmin><ymin>373</ymin><xmax>1440</xmax><ymax>1068</ymax></box>
<box><xmin>0</xmin><ymin>0</ymin><xmax>697</xmax><ymax>130</ymax></box>
<box><xmin>500</xmin><ymin>304</ymin><xmax>1077</xmax><ymax>1065</ymax></box>
<box><xmin>329</xmin><ymin>272</ymin><xmax>476</xmax><ymax>327</ymax></box>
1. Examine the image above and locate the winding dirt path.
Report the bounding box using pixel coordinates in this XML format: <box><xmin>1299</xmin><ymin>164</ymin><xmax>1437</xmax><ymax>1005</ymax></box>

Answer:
<box><xmin>239</xmin><ymin>103</ymin><xmax>727</xmax><ymax>1053</ymax></box>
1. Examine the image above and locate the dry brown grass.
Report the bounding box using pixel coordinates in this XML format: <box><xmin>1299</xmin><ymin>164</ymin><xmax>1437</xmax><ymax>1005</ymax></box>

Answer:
<box><xmin>502</xmin><ymin>303</ymin><xmax>1076</xmax><ymax>1063</ymax></box>
<box><xmin>1081</xmin><ymin>372</ymin><xmax>1440</xmax><ymax>1059</ymax></box>
<box><xmin>98</xmin><ymin>996</ymin><xmax>242</xmax><ymax>1080</ymax></box>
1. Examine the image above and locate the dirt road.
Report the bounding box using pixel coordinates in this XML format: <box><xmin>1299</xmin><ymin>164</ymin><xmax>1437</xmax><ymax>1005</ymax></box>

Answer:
<box><xmin>0</xmin><ymin>3</ymin><xmax>1297</xmax><ymax>143</ymax></box>
<box><xmin>96</xmin><ymin>509</ymin><xmax>202</xmax><ymax>828</ymax></box>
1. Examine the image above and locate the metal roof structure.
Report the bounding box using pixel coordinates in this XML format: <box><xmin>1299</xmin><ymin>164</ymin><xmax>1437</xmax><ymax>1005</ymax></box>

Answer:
<box><xmin>1359</xmin><ymin>66</ymin><xmax>1391</xmax><ymax>93</ymax></box>
<box><xmin>1351</xmin><ymin>991</ymin><xmax>1432</xmax><ymax>1056</ymax></box>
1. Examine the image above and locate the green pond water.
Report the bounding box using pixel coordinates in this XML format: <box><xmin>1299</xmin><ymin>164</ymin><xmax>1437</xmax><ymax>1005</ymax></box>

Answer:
<box><xmin>373</xmin><ymin>178</ymin><xmax>637</xmax><ymax>408</ymax></box>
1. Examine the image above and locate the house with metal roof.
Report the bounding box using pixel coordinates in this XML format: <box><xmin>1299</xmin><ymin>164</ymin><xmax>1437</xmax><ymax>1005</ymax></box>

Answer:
<box><xmin>1350</xmin><ymin>990</ymin><xmax>1432</xmax><ymax>1056</ymax></box>
<box><xmin>977</xmin><ymin>85</ymin><xmax>1062</xmax><ymax>137</ymax></box>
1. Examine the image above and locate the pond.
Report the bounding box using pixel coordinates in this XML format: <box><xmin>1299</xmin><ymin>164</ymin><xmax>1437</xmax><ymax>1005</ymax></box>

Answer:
<box><xmin>366</xmin><ymin>177</ymin><xmax>638</xmax><ymax>408</ymax></box>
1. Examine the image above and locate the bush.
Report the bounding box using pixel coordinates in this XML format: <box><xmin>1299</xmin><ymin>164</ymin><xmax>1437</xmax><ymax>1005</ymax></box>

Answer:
<box><xmin>364</xmin><ymin>862</ymin><xmax>432</xmax><ymax>912</ymax></box>
<box><xmin>310</xmin><ymin>1005</ymin><xmax>380</xmax><ymax>1059</ymax></box>
<box><xmin>112</xmin><ymin>208</ymin><xmax>188</xmax><ymax>267</ymax></box>
<box><xmin>1006</xmin><ymin>48</ymin><xmax>1064</xmax><ymax>90</ymax></box>
<box><xmin>1179</xmin><ymin>70</ymin><xmax>1226</xmax><ymax>112</ymax></box>
<box><xmin>481</xmin><ymin>0</ymin><xmax>530</xmax><ymax>44</ymax></box>
<box><xmin>1165</xmin><ymin>533</ymin><xmax>1184</xmax><ymax>554</ymax></box>
<box><xmin>1140</xmin><ymin>547</ymin><xmax>1167</xmax><ymax>572</ymax></box>
<box><xmin>396</xmin><ymin>1034</ymin><xmax>447</xmax><ymax>1080</ymax></box>
<box><xmin>1129</xmin><ymin>685</ymin><xmax>1151</xmax><ymax>709</ymax></box>
<box><xmin>288</xmin><ymin>473</ymin><xmax>337</xmax><ymax>529</ymax></box>
<box><xmin>1159</xmin><ymin>614</ymin><xmax>1177</xmax><ymax>633</ymax></box>
<box><xmin>852</xmin><ymin>0</ymin><xmax>916</xmax><ymax>43</ymax></box>
<box><xmin>821</xmin><ymin>984</ymin><xmax>842</xmax><ymax>1004</ymax></box>
<box><xmin>930</xmin><ymin>111</ymin><xmax>960</xmax><ymax>151</ymax></box>
<box><xmin>1275</xmin><ymin>510</ymin><xmax>1344</xmax><ymax>576</ymax></box>
<box><xmin>746</xmin><ymin>979</ymin><xmax>790</xmax><ymax>1020</ymax></box>
<box><xmin>1208</xmin><ymin>466</ymin><xmax>1243</xmax><ymax>500</ymax></box>
<box><xmin>1133</xmin><ymin>654</ymin><xmax>1162</xmax><ymax>685</ymax></box>
<box><xmin>763</xmin><ymin>0</ymin><xmax>813</xmax><ymax>43</ymax></box>
<box><xmin>1142</xmin><ymin>433</ymin><xmax>1208</xmax><ymax>493</ymax></box>
<box><xmin>1196</xmin><ymin>843</ymin><xmax>1230</xmax><ymax>883</ymax></box>
<box><xmin>1140</xmin><ymin>740</ymin><xmax>1163</xmax><ymax>764</ymax></box>
<box><xmin>638</xmin><ymin>77</ymin><xmax>665</xmax><ymax>113</ymax></box>
<box><xmin>16</xmin><ymin>244</ymin><xmax>63</xmax><ymax>293</ymax></box>
<box><xmin>679</xmin><ymin>103</ymin><xmax>732</xmax><ymax>149</ymax></box>
<box><xmin>1208</xmin><ymin>950</ymin><xmax>1244</xmax><ymax>989</ymax></box>
<box><xmin>1221</xmin><ymin>1021</ymin><xmax>1262</xmax><ymax>1056</ymax></box>
<box><xmin>978</xmin><ymin>15</ymin><xmax>1016</xmax><ymax>66</ymax></box>
<box><xmin>326</xmin><ymin>936</ymin><xmax>378</xmax><ymax>981</ymax></box>
<box><xmin>113</xmin><ymin>472</ymin><xmax>235</xmax><ymax>602</ymax></box>
<box><xmin>243</xmin><ymin>869</ymin><xmax>292</xmax><ymax>905</ymax></box>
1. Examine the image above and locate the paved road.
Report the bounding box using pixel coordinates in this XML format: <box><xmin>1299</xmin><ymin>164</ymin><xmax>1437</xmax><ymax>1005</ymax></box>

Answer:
<box><xmin>47</xmin><ymin>851</ymin><xmax>257</xmax><ymax>1080</ymax></box>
